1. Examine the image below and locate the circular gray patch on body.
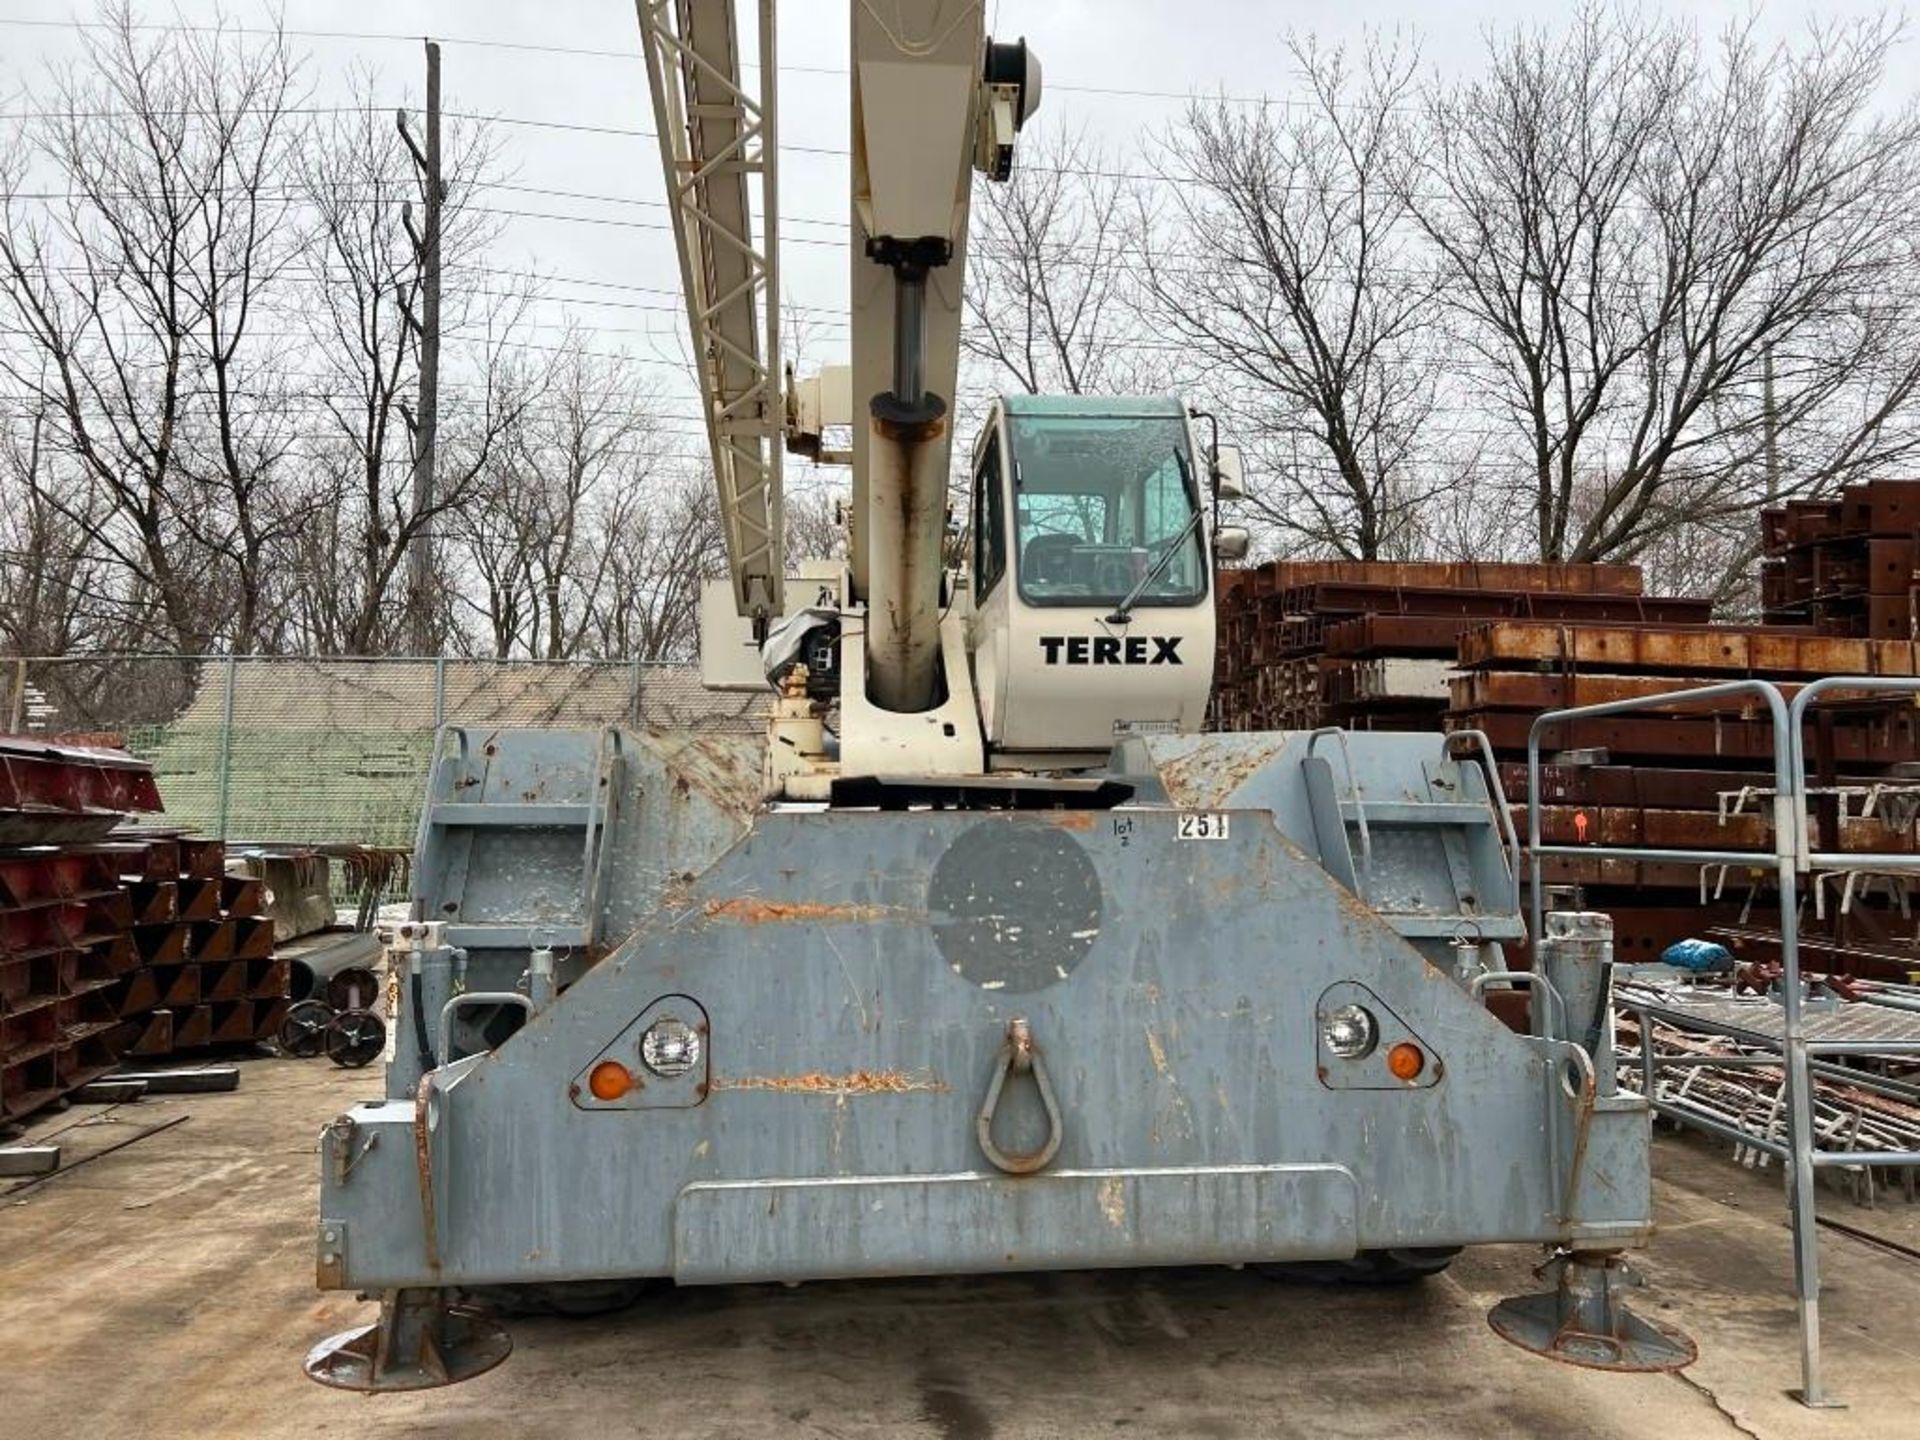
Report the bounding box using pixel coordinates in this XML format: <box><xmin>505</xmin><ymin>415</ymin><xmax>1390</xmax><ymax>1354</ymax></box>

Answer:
<box><xmin>928</xmin><ymin>821</ymin><xmax>1103</xmax><ymax>993</ymax></box>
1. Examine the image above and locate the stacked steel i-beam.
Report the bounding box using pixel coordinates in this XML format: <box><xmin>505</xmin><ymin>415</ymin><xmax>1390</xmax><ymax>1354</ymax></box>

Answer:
<box><xmin>1761</xmin><ymin>481</ymin><xmax>1920</xmax><ymax>637</ymax></box>
<box><xmin>112</xmin><ymin>834</ymin><xmax>284</xmax><ymax>1058</ymax></box>
<box><xmin>1210</xmin><ymin>560</ymin><xmax>1709</xmax><ymax>732</ymax></box>
<box><xmin>1212</xmin><ymin>525</ymin><xmax>1920</xmax><ymax>981</ymax></box>
<box><xmin>0</xmin><ymin>738</ymin><xmax>162</xmax><ymax>1122</ymax></box>
<box><xmin>0</xmin><ymin>736</ymin><xmax>289</xmax><ymax>1124</ymax></box>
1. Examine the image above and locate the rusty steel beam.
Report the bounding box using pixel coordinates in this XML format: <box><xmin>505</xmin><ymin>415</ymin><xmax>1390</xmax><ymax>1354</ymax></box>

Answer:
<box><xmin>1761</xmin><ymin>498</ymin><xmax>1844</xmax><ymax>551</ymax></box>
<box><xmin>1453</xmin><ymin>671</ymin><xmax>1860</xmax><ymax>713</ymax></box>
<box><xmin>1528</xmin><ymin>804</ymin><xmax>1912</xmax><ymax>853</ymax></box>
<box><xmin>1497</xmin><ymin>762</ymin><xmax>1901</xmax><ymax>812</ymax></box>
<box><xmin>1277</xmin><ymin>583</ymin><xmax>1711</xmax><ymax>623</ymax></box>
<box><xmin>1241</xmin><ymin>559</ymin><xmax>1644</xmax><ymax>596</ymax></box>
<box><xmin>1457</xmin><ymin>620</ymin><xmax>1914</xmax><ymax>676</ymax></box>
<box><xmin>1536</xmin><ymin>855</ymin><xmax>1759</xmax><ymax>889</ymax></box>
<box><xmin>0</xmin><ymin>737</ymin><xmax>162</xmax><ymax>847</ymax></box>
<box><xmin>1843</xmin><ymin>479</ymin><xmax>1920</xmax><ymax>537</ymax></box>
<box><xmin>1322</xmin><ymin>614</ymin><xmax>1482</xmax><ymax>658</ymax></box>
<box><xmin>1462</xmin><ymin>708</ymin><xmax>1920</xmax><ymax>763</ymax></box>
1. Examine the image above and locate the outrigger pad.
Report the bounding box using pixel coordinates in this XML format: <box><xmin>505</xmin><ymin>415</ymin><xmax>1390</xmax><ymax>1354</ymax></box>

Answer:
<box><xmin>305</xmin><ymin>1287</ymin><xmax>511</xmax><ymax>1391</ymax></box>
<box><xmin>1489</xmin><ymin>1250</ymin><xmax>1696</xmax><ymax>1373</ymax></box>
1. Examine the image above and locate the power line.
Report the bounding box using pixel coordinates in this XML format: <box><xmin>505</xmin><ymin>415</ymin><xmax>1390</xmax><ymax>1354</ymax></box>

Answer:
<box><xmin>0</xmin><ymin>15</ymin><xmax>1315</xmax><ymax>111</ymax></box>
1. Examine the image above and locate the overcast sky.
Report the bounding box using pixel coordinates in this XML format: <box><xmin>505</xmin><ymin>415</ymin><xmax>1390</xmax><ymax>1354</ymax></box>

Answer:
<box><xmin>1</xmin><ymin>1</ymin><xmax>1909</xmax><ymax>462</ymax></box>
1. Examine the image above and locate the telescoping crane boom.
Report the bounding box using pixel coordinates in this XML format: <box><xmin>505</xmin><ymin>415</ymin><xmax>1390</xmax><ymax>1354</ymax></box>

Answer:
<box><xmin>304</xmin><ymin>0</ymin><xmax>1693</xmax><ymax>1396</ymax></box>
<box><xmin>668</xmin><ymin>0</ymin><xmax>1233</xmax><ymax>792</ymax></box>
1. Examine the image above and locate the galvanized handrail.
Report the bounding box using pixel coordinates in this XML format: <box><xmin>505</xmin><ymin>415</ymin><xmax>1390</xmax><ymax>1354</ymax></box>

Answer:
<box><xmin>1526</xmin><ymin>673</ymin><xmax>1920</xmax><ymax>1407</ymax></box>
<box><xmin>1524</xmin><ymin>679</ymin><xmax>1841</xmax><ymax>1407</ymax></box>
<box><xmin>1446</xmin><ymin>727</ymin><xmax>1523</xmax><ymax>902</ymax></box>
<box><xmin>437</xmin><ymin>991</ymin><xmax>534</xmax><ymax>1066</ymax></box>
<box><xmin>1787</xmin><ymin>675</ymin><xmax>1920</xmax><ymax>873</ymax></box>
<box><xmin>1306</xmin><ymin>726</ymin><xmax>1373</xmax><ymax>883</ymax></box>
<box><xmin>1524</xmin><ymin>679</ymin><xmax>1795</xmax><ymax>944</ymax></box>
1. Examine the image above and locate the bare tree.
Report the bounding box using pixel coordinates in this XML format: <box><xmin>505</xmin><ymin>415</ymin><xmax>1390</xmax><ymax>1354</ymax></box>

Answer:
<box><xmin>963</xmin><ymin>128</ymin><xmax>1161</xmax><ymax>397</ymax></box>
<box><xmin>1140</xmin><ymin>35</ymin><xmax>1443</xmax><ymax>559</ymax></box>
<box><xmin>581</xmin><ymin>468</ymin><xmax>725</xmax><ymax>663</ymax></box>
<box><xmin>0</xmin><ymin>3</ymin><xmax>306</xmax><ymax>652</ymax></box>
<box><xmin>1417</xmin><ymin>7</ymin><xmax>1920</xmax><ymax>577</ymax></box>
<box><xmin>292</xmin><ymin>82</ymin><xmax>541</xmax><ymax>656</ymax></box>
<box><xmin>454</xmin><ymin>340</ymin><xmax>671</xmax><ymax>658</ymax></box>
<box><xmin>0</xmin><ymin>406</ymin><xmax>128</xmax><ymax>655</ymax></box>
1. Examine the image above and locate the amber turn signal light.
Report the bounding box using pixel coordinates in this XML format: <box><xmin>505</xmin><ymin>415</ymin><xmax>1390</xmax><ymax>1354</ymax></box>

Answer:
<box><xmin>1386</xmin><ymin>1042</ymin><xmax>1425</xmax><ymax>1082</ymax></box>
<box><xmin>589</xmin><ymin>1059</ymin><xmax>635</xmax><ymax>1101</ymax></box>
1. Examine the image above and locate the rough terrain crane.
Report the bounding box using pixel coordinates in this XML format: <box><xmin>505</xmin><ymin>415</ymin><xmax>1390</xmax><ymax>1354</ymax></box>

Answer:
<box><xmin>305</xmin><ymin>0</ymin><xmax>1692</xmax><ymax>1389</ymax></box>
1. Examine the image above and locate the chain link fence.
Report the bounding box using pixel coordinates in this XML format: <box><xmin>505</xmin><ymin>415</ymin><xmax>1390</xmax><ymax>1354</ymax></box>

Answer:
<box><xmin>5</xmin><ymin>655</ymin><xmax>766</xmax><ymax>847</ymax></box>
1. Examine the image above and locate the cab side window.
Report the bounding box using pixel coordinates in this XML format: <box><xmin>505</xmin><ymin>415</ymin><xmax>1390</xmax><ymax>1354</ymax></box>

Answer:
<box><xmin>973</xmin><ymin>431</ymin><xmax>1007</xmax><ymax>598</ymax></box>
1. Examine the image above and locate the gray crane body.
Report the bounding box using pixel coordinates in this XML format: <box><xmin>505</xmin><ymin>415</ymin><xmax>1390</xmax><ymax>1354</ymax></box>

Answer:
<box><xmin>304</xmin><ymin>0</ymin><xmax>1692</xmax><ymax>1391</ymax></box>
<box><xmin>307</xmin><ymin>724</ymin><xmax>1685</xmax><ymax>1391</ymax></box>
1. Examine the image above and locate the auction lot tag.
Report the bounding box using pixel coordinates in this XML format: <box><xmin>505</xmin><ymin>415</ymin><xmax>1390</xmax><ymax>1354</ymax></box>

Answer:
<box><xmin>1174</xmin><ymin>812</ymin><xmax>1230</xmax><ymax>840</ymax></box>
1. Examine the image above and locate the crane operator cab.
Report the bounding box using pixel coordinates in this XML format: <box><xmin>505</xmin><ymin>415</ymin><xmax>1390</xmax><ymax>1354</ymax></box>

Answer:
<box><xmin>748</xmin><ymin>390</ymin><xmax>1247</xmax><ymax>793</ymax></box>
<box><xmin>966</xmin><ymin>393</ymin><xmax>1247</xmax><ymax>769</ymax></box>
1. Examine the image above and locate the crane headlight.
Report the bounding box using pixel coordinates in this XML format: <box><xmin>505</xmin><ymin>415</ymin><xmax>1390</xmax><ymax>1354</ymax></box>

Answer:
<box><xmin>640</xmin><ymin>1017</ymin><xmax>701</xmax><ymax>1078</ymax></box>
<box><xmin>1321</xmin><ymin>1005</ymin><xmax>1378</xmax><ymax>1060</ymax></box>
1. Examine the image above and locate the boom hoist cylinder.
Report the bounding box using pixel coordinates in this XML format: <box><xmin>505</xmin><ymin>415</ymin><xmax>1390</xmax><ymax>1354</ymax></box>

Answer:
<box><xmin>850</xmin><ymin>10</ymin><xmax>1039</xmax><ymax>713</ymax></box>
<box><xmin>864</xmin><ymin>236</ymin><xmax>952</xmax><ymax>713</ymax></box>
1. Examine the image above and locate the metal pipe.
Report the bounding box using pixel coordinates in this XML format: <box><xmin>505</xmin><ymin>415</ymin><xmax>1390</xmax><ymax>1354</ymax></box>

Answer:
<box><xmin>1805</xmin><ymin>853</ymin><xmax>1920</xmax><ymax>873</ymax></box>
<box><xmin>1648</xmin><ymin>1098</ymin><xmax>1793</xmax><ymax>1159</ymax></box>
<box><xmin>214</xmin><ymin>655</ymin><xmax>238</xmax><ymax>841</ymax></box>
<box><xmin>1471</xmin><ymin>969</ymin><xmax>1569</xmax><ymax>1042</ymax></box>
<box><xmin>863</xmin><ymin>392</ymin><xmax>947</xmax><ymax>713</ymax></box>
<box><xmin>1810</xmin><ymin>1149</ymin><xmax>1920</xmax><ymax>1168</ymax></box>
<box><xmin>1625</xmin><ymin>1041</ymin><xmax>1920</xmax><ymax>1106</ymax></box>
<box><xmin>437</xmin><ymin>991</ymin><xmax>535</xmax><ymax>1065</ymax></box>
<box><xmin>1807</xmin><ymin>1039</ymin><xmax>1920</xmax><ymax>1056</ymax></box>
<box><xmin>1533</xmin><ymin>843</ymin><xmax>1775</xmax><ymax>867</ymax></box>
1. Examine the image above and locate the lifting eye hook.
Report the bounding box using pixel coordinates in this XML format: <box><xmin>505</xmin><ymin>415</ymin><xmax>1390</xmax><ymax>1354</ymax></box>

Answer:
<box><xmin>976</xmin><ymin>1017</ymin><xmax>1063</xmax><ymax>1175</ymax></box>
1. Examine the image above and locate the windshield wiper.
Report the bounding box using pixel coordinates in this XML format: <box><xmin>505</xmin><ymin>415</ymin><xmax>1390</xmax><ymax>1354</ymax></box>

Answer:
<box><xmin>1105</xmin><ymin>451</ymin><xmax>1201</xmax><ymax>626</ymax></box>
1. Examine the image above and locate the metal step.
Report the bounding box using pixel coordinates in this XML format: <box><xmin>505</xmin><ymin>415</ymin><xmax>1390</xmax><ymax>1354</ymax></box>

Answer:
<box><xmin>1340</xmin><ymin>800</ymin><xmax>1496</xmax><ymax>826</ymax></box>
<box><xmin>1376</xmin><ymin>913</ymin><xmax>1527</xmax><ymax>941</ymax></box>
<box><xmin>413</xmin><ymin>727</ymin><xmax>625</xmax><ymax>955</ymax></box>
<box><xmin>443</xmin><ymin>923</ymin><xmax>590</xmax><ymax>949</ymax></box>
<box><xmin>428</xmin><ymin>802</ymin><xmax>597</xmax><ymax>828</ymax></box>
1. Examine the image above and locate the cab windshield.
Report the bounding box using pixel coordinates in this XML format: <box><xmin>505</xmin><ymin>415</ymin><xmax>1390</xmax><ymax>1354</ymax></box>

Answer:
<box><xmin>1008</xmin><ymin>410</ymin><xmax>1206</xmax><ymax>607</ymax></box>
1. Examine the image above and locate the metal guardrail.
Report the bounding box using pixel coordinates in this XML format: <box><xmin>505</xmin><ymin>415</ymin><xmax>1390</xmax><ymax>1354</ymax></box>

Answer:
<box><xmin>1526</xmin><ymin>676</ymin><xmax>1920</xmax><ymax>1409</ymax></box>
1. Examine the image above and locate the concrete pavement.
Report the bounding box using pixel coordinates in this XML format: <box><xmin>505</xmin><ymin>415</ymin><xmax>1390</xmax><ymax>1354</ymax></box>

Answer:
<box><xmin>2</xmin><ymin>1054</ymin><xmax>1915</xmax><ymax>1438</ymax></box>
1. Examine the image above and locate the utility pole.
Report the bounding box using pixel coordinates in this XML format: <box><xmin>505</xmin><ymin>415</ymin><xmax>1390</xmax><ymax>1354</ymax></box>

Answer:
<box><xmin>399</xmin><ymin>39</ymin><xmax>443</xmax><ymax>656</ymax></box>
<box><xmin>1763</xmin><ymin>341</ymin><xmax>1781</xmax><ymax>504</ymax></box>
